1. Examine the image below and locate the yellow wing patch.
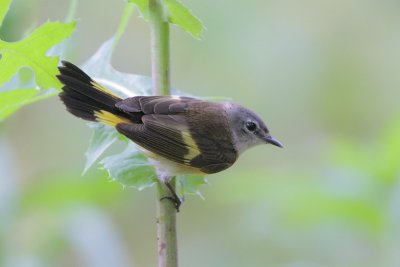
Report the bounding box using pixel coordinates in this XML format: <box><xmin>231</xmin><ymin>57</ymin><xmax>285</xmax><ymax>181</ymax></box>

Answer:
<box><xmin>94</xmin><ymin>110</ymin><xmax>131</xmax><ymax>126</ymax></box>
<box><xmin>181</xmin><ymin>132</ymin><xmax>201</xmax><ymax>162</ymax></box>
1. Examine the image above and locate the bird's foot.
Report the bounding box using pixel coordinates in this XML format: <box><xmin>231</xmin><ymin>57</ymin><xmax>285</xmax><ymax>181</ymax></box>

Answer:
<box><xmin>160</xmin><ymin>196</ymin><xmax>182</xmax><ymax>212</ymax></box>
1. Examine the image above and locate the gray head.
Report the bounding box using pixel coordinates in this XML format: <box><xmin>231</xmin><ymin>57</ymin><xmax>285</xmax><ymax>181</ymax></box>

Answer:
<box><xmin>224</xmin><ymin>103</ymin><xmax>283</xmax><ymax>154</ymax></box>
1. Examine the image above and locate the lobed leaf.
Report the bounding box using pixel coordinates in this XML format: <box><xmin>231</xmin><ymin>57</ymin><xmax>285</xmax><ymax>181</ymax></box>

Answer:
<box><xmin>129</xmin><ymin>0</ymin><xmax>205</xmax><ymax>38</ymax></box>
<box><xmin>0</xmin><ymin>0</ymin><xmax>75</xmax><ymax>121</ymax></box>
<box><xmin>177</xmin><ymin>175</ymin><xmax>208</xmax><ymax>198</ymax></box>
<box><xmin>164</xmin><ymin>0</ymin><xmax>204</xmax><ymax>38</ymax></box>
<box><xmin>129</xmin><ymin>0</ymin><xmax>150</xmax><ymax>20</ymax></box>
<box><xmin>0</xmin><ymin>0</ymin><xmax>12</xmax><ymax>28</ymax></box>
<box><xmin>82</xmin><ymin>37</ymin><xmax>152</xmax><ymax>98</ymax></box>
<box><xmin>0</xmin><ymin>89</ymin><xmax>56</xmax><ymax>120</ymax></box>
<box><xmin>101</xmin><ymin>144</ymin><xmax>157</xmax><ymax>190</ymax></box>
<box><xmin>80</xmin><ymin>35</ymin><xmax>152</xmax><ymax>173</ymax></box>
<box><xmin>84</xmin><ymin>124</ymin><xmax>120</xmax><ymax>174</ymax></box>
<box><xmin>0</xmin><ymin>20</ymin><xmax>75</xmax><ymax>89</ymax></box>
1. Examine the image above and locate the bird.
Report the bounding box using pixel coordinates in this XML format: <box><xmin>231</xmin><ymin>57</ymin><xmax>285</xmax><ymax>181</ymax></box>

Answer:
<box><xmin>57</xmin><ymin>61</ymin><xmax>283</xmax><ymax>210</ymax></box>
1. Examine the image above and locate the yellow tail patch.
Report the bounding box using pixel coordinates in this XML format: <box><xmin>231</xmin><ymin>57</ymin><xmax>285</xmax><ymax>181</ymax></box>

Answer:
<box><xmin>91</xmin><ymin>81</ymin><xmax>120</xmax><ymax>98</ymax></box>
<box><xmin>94</xmin><ymin>110</ymin><xmax>131</xmax><ymax>126</ymax></box>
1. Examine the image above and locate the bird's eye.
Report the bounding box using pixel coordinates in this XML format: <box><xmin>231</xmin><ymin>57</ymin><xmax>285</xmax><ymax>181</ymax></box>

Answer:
<box><xmin>246</xmin><ymin>121</ymin><xmax>257</xmax><ymax>132</ymax></box>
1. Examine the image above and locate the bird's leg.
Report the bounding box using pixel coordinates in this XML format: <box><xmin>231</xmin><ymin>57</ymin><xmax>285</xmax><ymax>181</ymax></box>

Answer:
<box><xmin>160</xmin><ymin>180</ymin><xmax>182</xmax><ymax>212</ymax></box>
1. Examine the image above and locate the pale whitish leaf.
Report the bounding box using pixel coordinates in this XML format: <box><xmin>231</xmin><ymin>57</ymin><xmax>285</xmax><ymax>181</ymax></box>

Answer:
<box><xmin>80</xmin><ymin>36</ymin><xmax>152</xmax><ymax>172</ymax></box>
<box><xmin>82</xmin><ymin>37</ymin><xmax>152</xmax><ymax>98</ymax></box>
<box><xmin>129</xmin><ymin>0</ymin><xmax>205</xmax><ymax>38</ymax></box>
<box><xmin>79</xmin><ymin>4</ymin><xmax>152</xmax><ymax>171</ymax></box>
<box><xmin>177</xmin><ymin>175</ymin><xmax>208</xmax><ymax>198</ymax></box>
<box><xmin>83</xmin><ymin>124</ymin><xmax>120</xmax><ymax>174</ymax></box>
<box><xmin>101</xmin><ymin>144</ymin><xmax>157</xmax><ymax>190</ymax></box>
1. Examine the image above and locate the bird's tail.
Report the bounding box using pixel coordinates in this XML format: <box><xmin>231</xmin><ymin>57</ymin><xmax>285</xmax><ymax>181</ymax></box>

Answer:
<box><xmin>57</xmin><ymin>61</ymin><xmax>131</xmax><ymax>127</ymax></box>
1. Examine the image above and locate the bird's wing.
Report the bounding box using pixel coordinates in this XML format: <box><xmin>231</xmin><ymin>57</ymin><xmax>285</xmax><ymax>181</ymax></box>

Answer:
<box><xmin>116</xmin><ymin>114</ymin><xmax>200</xmax><ymax>165</ymax></box>
<box><xmin>116</xmin><ymin>112</ymin><xmax>237</xmax><ymax>174</ymax></box>
<box><xmin>115</xmin><ymin>96</ymin><xmax>200</xmax><ymax>114</ymax></box>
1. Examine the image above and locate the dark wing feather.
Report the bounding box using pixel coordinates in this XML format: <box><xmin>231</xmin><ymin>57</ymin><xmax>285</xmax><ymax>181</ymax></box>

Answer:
<box><xmin>185</xmin><ymin>102</ymin><xmax>238</xmax><ymax>173</ymax></box>
<box><xmin>116</xmin><ymin>114</ymin><xmax>195</xmax><ymax>165</ymax></box>
<box><xmin>115</xmin><ymin>96</ymin><xmax>200</xmax><ymax>115</ymax></box>
<box><xmin>189</xmin><ymin>135</ymin><xmax>237</xmax><ymax>173</ymax></box>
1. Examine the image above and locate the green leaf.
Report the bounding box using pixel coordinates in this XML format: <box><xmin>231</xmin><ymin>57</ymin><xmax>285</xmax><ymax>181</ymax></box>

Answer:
<box><xmin>20</xmin><ymin>172</ymin><xmax>121</xmax><ymax>212</ymax></box>
<box><xmin>0</xmin><ymin>0</ymin><xmax>12</xmax><ymax>28</ymax></box>
<box><xmin>0</xmin><ymin>0</ymin><xmax>75</xmax><ymax>121</ymax></box>
<box><xmin>329</xmin><ymin>115</ymin><xmax>400</xmax><ymax>186</ymax></box>
<box><xmin>164</xmin><ymin>0</ymin><xmax>204</xmax><ymax>38</ymax></box>
<box><xmin>129</xmin><ymin>0</ymin><xmax>205</xmax><ymax>38</ymax></box>
<box><xmin>129</xmin><ymin>0</ymin><xmax>149</xmax><ymax>20</ymax></box>
<box><xmin>101</xmin><ymin>144</ymin><xmax>157</xmax><ymax>190</ymax></box>
<box><xmin>374</xmin><ymin>115</ymin><xmax>400</xmax><ymax>184</ymax></box>
<box><xmin>0</xmin><ymin>20</ymin><xmax>75</xmax><ymax>89</ymax></box>
<box><xmin>0</xmin><ymin>88</ymin><xmax>56</xmax><ymax>120</ymax></box>
<box><xmin>0</xmin><ymin>89</ymin><xmax>36</xmax><ymax>120</ymax></box>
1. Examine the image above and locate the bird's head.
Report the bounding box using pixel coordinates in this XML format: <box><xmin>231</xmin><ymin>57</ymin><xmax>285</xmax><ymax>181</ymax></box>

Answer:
<box><xmin>225</xmin><ymin>103</ymin><xmax>283</xmax><ymax>154</ymax></box>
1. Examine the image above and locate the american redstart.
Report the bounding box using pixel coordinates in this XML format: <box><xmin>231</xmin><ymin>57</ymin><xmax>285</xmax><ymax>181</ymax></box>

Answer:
<box><xmin>57</xmin><ymin>61</ymin><xmax>283</xmax><ymax>210</ymax></box>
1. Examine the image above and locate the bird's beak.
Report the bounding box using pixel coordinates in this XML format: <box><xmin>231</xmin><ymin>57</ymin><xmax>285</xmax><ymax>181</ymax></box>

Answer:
<box><xmin>264</xmin><ymin>135</ymin><xmax>283</xmax><ymax>148</ymax></box>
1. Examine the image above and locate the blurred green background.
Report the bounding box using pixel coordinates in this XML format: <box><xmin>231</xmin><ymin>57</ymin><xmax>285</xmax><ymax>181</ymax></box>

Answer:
<box><xmin>1</xmin><ymin>0</ymin><xmax>400</xmax><ymax>266</ymax></box>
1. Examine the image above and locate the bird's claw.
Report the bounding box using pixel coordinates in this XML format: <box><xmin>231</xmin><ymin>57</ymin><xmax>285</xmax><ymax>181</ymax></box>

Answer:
<box><xmin>160</xmin><ymin>196</ymin><xmax>182</xmax><ymax>212</ymax></box>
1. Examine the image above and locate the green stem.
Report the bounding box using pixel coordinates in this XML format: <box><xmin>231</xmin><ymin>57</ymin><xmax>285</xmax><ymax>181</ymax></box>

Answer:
<box><xmin>149</xmin><ymin>0</ymin><xmax>170</xmax><ymax>95</ymax></box>
<box><xmin>149</xmin><ymin>1</ymin><xmax>178</xmax><ymax>267</ymax></box>
<box><xmin>65</xmin><ymin>0</ymin><xmax>78</xmax><ymax>23</ymax></box>
<box><xmin>156</xmin><ymin>181</ymin><xmax>178</xmax><ymax>267</ymax></box>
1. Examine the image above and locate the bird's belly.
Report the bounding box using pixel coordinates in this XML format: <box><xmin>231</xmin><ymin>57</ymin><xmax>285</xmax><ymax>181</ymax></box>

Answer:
<box><xmin>140</xmin><ymin>148</ymin><xmax>205</xmax><ymax>180</ymax></box>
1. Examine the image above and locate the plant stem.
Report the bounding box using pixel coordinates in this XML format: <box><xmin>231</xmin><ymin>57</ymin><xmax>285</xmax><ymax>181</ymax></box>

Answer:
<box><xmin>156</xmin><ymin>180</ymin><xmax>178</xmax><ymax>267</ymax></box>
<box><xmin>149</xmin><ymin>1</ymin><xmax>178</xmax><ymax>267</ymax></box>
<box><xmin>149</xmin><ymin>0</ymin><xmax>170</xmax><ymax>95</ymax></box>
